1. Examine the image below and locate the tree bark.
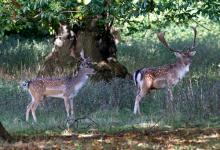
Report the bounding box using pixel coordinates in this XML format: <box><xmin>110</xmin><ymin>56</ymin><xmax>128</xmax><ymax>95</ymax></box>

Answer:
<box><xmin>0</xmin><ymin>122</ymin><xmax>13</xmax><ymax>142</ymax></box>
<box><xmin>37</xmin><ymin>18</ymin><xmax>130</xmax><ymax>81</ymax></box>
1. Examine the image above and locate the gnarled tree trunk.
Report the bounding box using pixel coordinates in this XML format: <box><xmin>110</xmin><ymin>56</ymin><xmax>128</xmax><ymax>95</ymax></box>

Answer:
<box><xmin>37</xmin><ymin>17</ymin><xmax>130</xmax><ymax>81</ymax></box>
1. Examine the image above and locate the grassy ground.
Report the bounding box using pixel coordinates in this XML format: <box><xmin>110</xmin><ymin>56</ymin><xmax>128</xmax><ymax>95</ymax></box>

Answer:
<box><xmin>0</xmin><ymin>25</ymin><xmax>220</xmax><ymax>148</ymax></box>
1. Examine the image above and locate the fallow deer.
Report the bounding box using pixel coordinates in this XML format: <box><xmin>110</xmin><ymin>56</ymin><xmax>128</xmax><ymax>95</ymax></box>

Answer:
<box><xmin>133</xmin><ymin>27</ymin><xmax>197</xmax><ymax>114</ymax></box>
<box><xmin>22</xmin><ymin>51</ymin><xmax>94</xmax><ymax>122</ymax></box>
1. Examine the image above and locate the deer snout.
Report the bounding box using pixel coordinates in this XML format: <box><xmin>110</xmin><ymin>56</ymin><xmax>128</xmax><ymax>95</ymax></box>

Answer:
<box><xmin>183</xmin><ymin>58</ymin><xmax>192</xmax><ymax>66</ymax></box>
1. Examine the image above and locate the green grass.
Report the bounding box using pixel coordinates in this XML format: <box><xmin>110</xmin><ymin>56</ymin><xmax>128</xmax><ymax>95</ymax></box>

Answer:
<box><xmin>0</xmin><ymin>25</ymin><xmax>220</xmax><ymax>135</ymax></box>
<box><xmin>0</xmin><ymin>77</ymin><xmax>219</xmax><ymax>135</ymax></box>
<box><xmin>0</xmin><ymin>35</ymin><xmax>52</xmax><ymax>77</ymax></box>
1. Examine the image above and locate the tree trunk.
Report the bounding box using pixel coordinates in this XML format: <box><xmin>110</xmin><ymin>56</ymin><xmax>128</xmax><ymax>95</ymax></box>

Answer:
<box><xmin>37</xmin><ymin>18</ymin><xmax>130</xmax><ymax>81</ymax></box>
<box><xmin>0</xmin><ymin>122</ymin><xmax>13</xmax><ymax>142</ymax></box>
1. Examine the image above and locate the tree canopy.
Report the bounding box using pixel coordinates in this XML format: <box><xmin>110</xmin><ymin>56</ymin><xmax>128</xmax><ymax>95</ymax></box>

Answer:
<box><xmin>1</xmin><ymin>0</ymin><xmax>220</xmax><ymax>37</ymax></box>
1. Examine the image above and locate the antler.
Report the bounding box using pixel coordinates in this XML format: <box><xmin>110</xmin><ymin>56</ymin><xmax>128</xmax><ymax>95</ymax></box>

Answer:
<box><xmin>191</xmin><ymin>26</ymin><xmax>197</xmax><ymax>50</ymax></box>
<box><xmin>157</xmin><ymin>32</ymin><xmax>180</xmax><ymax>53</ymax></box>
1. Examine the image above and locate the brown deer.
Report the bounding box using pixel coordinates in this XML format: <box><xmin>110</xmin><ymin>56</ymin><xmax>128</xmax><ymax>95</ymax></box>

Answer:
<box><xmin>133</xmin><ymin>27</ymin><xmax>197</xmax><ymax>114</ymax></box>
<box><xmin>22</xmin><ymin>51</ymin><xmax>94</xmax><ymax>122</ymax></box>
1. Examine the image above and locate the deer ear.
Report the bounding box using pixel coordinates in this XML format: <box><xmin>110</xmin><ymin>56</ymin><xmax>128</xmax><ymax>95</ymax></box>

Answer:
<box><xmin>174</xmin><ymin>52</ymin><xmax>182</xmax><ymax>58</ymax></box>
<box><xmin>189</xmin><ymin>51</ymin><xmax>196</xmax><ymax>56</ymax></box>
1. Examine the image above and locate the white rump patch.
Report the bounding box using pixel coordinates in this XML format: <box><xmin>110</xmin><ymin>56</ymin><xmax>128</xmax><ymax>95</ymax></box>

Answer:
<box><xmin>21</xmin><ymin>81</ymin><xmax>29</xmax><ymax>90</ymax></box>
<box><xmin>133</xmin><ymin>72</ymin><xmax>136</xmax><ymax>85</ymax></box>
<box><xmin>133</xmin><ymin>71</ymin><xmax>143</xmax><ymax>87</ymax></box>
<box><xmin>137</xmin><ymin>72</ymin><xmax>143</xmax><ymax>86</ymax></box>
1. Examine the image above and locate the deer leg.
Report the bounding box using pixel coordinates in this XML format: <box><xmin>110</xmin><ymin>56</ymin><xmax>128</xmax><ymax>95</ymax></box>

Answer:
<box><xmin>134</xmin><ymin>94</ymin><xmax>142</xmax><ymax>114</ymax></box>
<box><xmin>167</xmin><ymin>87</ymin><xmax>173</xmax><ymax>101</ymax></box>
<box><xmin>64</xmin><ymin>97</ymin><xmax>70</xmax><ymax>118</ymax></box>
<box><xmin>26</xmin><ymin>101</ymin><xmax>34</xmax><ymax>122</ymax></box>
<box><xmin>134</xmin><ymin>76</ymin><xmax>152</xmax><ymax>115</ymax></box>
<box><xmin>31</xmin><ymin>101</ymin><xmax>40</xmax><ymax>122</ymax></box>
<box><xmin>70</xmin><ymin>98</ymin><xmax>75</xmax><ymax>119</ymax></box>
<box><xmin>134</xmin><ymin>90</ymin><xmax>146</xmax><ymax>115</ymax></box>
<box><xmin>166</xmin><ymin>87</ymin><xmax>174</xmax><ymax>113</ymax></box>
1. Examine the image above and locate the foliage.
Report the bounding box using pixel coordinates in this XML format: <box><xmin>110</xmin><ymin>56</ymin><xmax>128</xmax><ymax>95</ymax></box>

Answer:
<box><xmin>1</xmin><ymin>0</ymin><xmax>220</xmax><ymax>38</ymax></box>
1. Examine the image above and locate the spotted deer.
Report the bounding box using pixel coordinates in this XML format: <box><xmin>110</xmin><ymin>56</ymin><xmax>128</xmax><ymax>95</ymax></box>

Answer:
<box><xmin>22</xmin><ymin>51</ymin><xmax>94</xmax><ymax>122</ymax></box>
<box><xmin>133</xmin><ymin>27</ymin><xmax>197</xmax><ymax>114</ymax></box>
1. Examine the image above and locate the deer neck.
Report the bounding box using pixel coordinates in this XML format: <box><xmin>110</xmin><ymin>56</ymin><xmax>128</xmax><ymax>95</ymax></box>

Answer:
<box><xmin>76</xmin><ymin>70</ymin><xmax>88</xmax><ymax>78</ymax></box>
<box><xmin>69</xmin><ymin>69</ymin><xmax>88</xmax><ymax>86</ymax></box>
<box><xmin>175</xmin><ymin>58</ymin><xmax>190</xmax><ymax>80</ymax></box>
<box><xmin>64</xmin><ymin>69</ymin><xmax>89</xmax><ymax>98</ymax></box>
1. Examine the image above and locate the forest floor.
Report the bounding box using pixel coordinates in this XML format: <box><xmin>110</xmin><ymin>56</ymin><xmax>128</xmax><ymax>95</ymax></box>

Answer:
<box><xmin>1</xmin><ymin>128</ymin><xmax>220</xmax><ymax>150</ymax></box>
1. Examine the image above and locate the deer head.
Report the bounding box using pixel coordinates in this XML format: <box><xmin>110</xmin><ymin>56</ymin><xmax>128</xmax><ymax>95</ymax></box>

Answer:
<box><xmin>157</xmin><ymin>27</ymin><xmax>197</xmax><ymax>66</ymax></box>
<box><xmin>78</xmin><ymin>50</ymin><xmax>95</xmax><ymax>75</ymax></box>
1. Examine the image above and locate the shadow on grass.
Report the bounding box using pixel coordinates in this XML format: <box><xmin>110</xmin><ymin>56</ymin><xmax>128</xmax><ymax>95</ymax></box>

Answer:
<box><xmin>1</xmin><ymin>127</ymin><xmax>220</xmax><ymax>150</ymax></box>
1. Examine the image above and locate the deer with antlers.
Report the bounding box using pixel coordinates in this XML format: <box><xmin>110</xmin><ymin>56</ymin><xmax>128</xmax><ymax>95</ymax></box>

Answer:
<box><xmin>133</xmin><ymin>27</ymin><xmax>197</xmax><ymax>114</ymax></box>
<box><xmin>22</xmin><ymin>50</ymin><xmax>94</xmax><ymax>122</ymax></box>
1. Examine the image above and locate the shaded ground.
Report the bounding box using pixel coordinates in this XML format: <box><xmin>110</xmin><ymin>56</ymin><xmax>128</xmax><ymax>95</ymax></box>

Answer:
<box><xmin>1</xmin><ymin>128</ymin><xmax>220</xmax><ymax>150</ymax></box>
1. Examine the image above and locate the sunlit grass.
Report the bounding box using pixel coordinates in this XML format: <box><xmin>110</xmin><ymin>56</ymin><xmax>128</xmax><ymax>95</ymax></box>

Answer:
<box><xmin>0</xmin><ymin>25</ymin><xmax>220</xmax><ymax>136</ymax></box>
